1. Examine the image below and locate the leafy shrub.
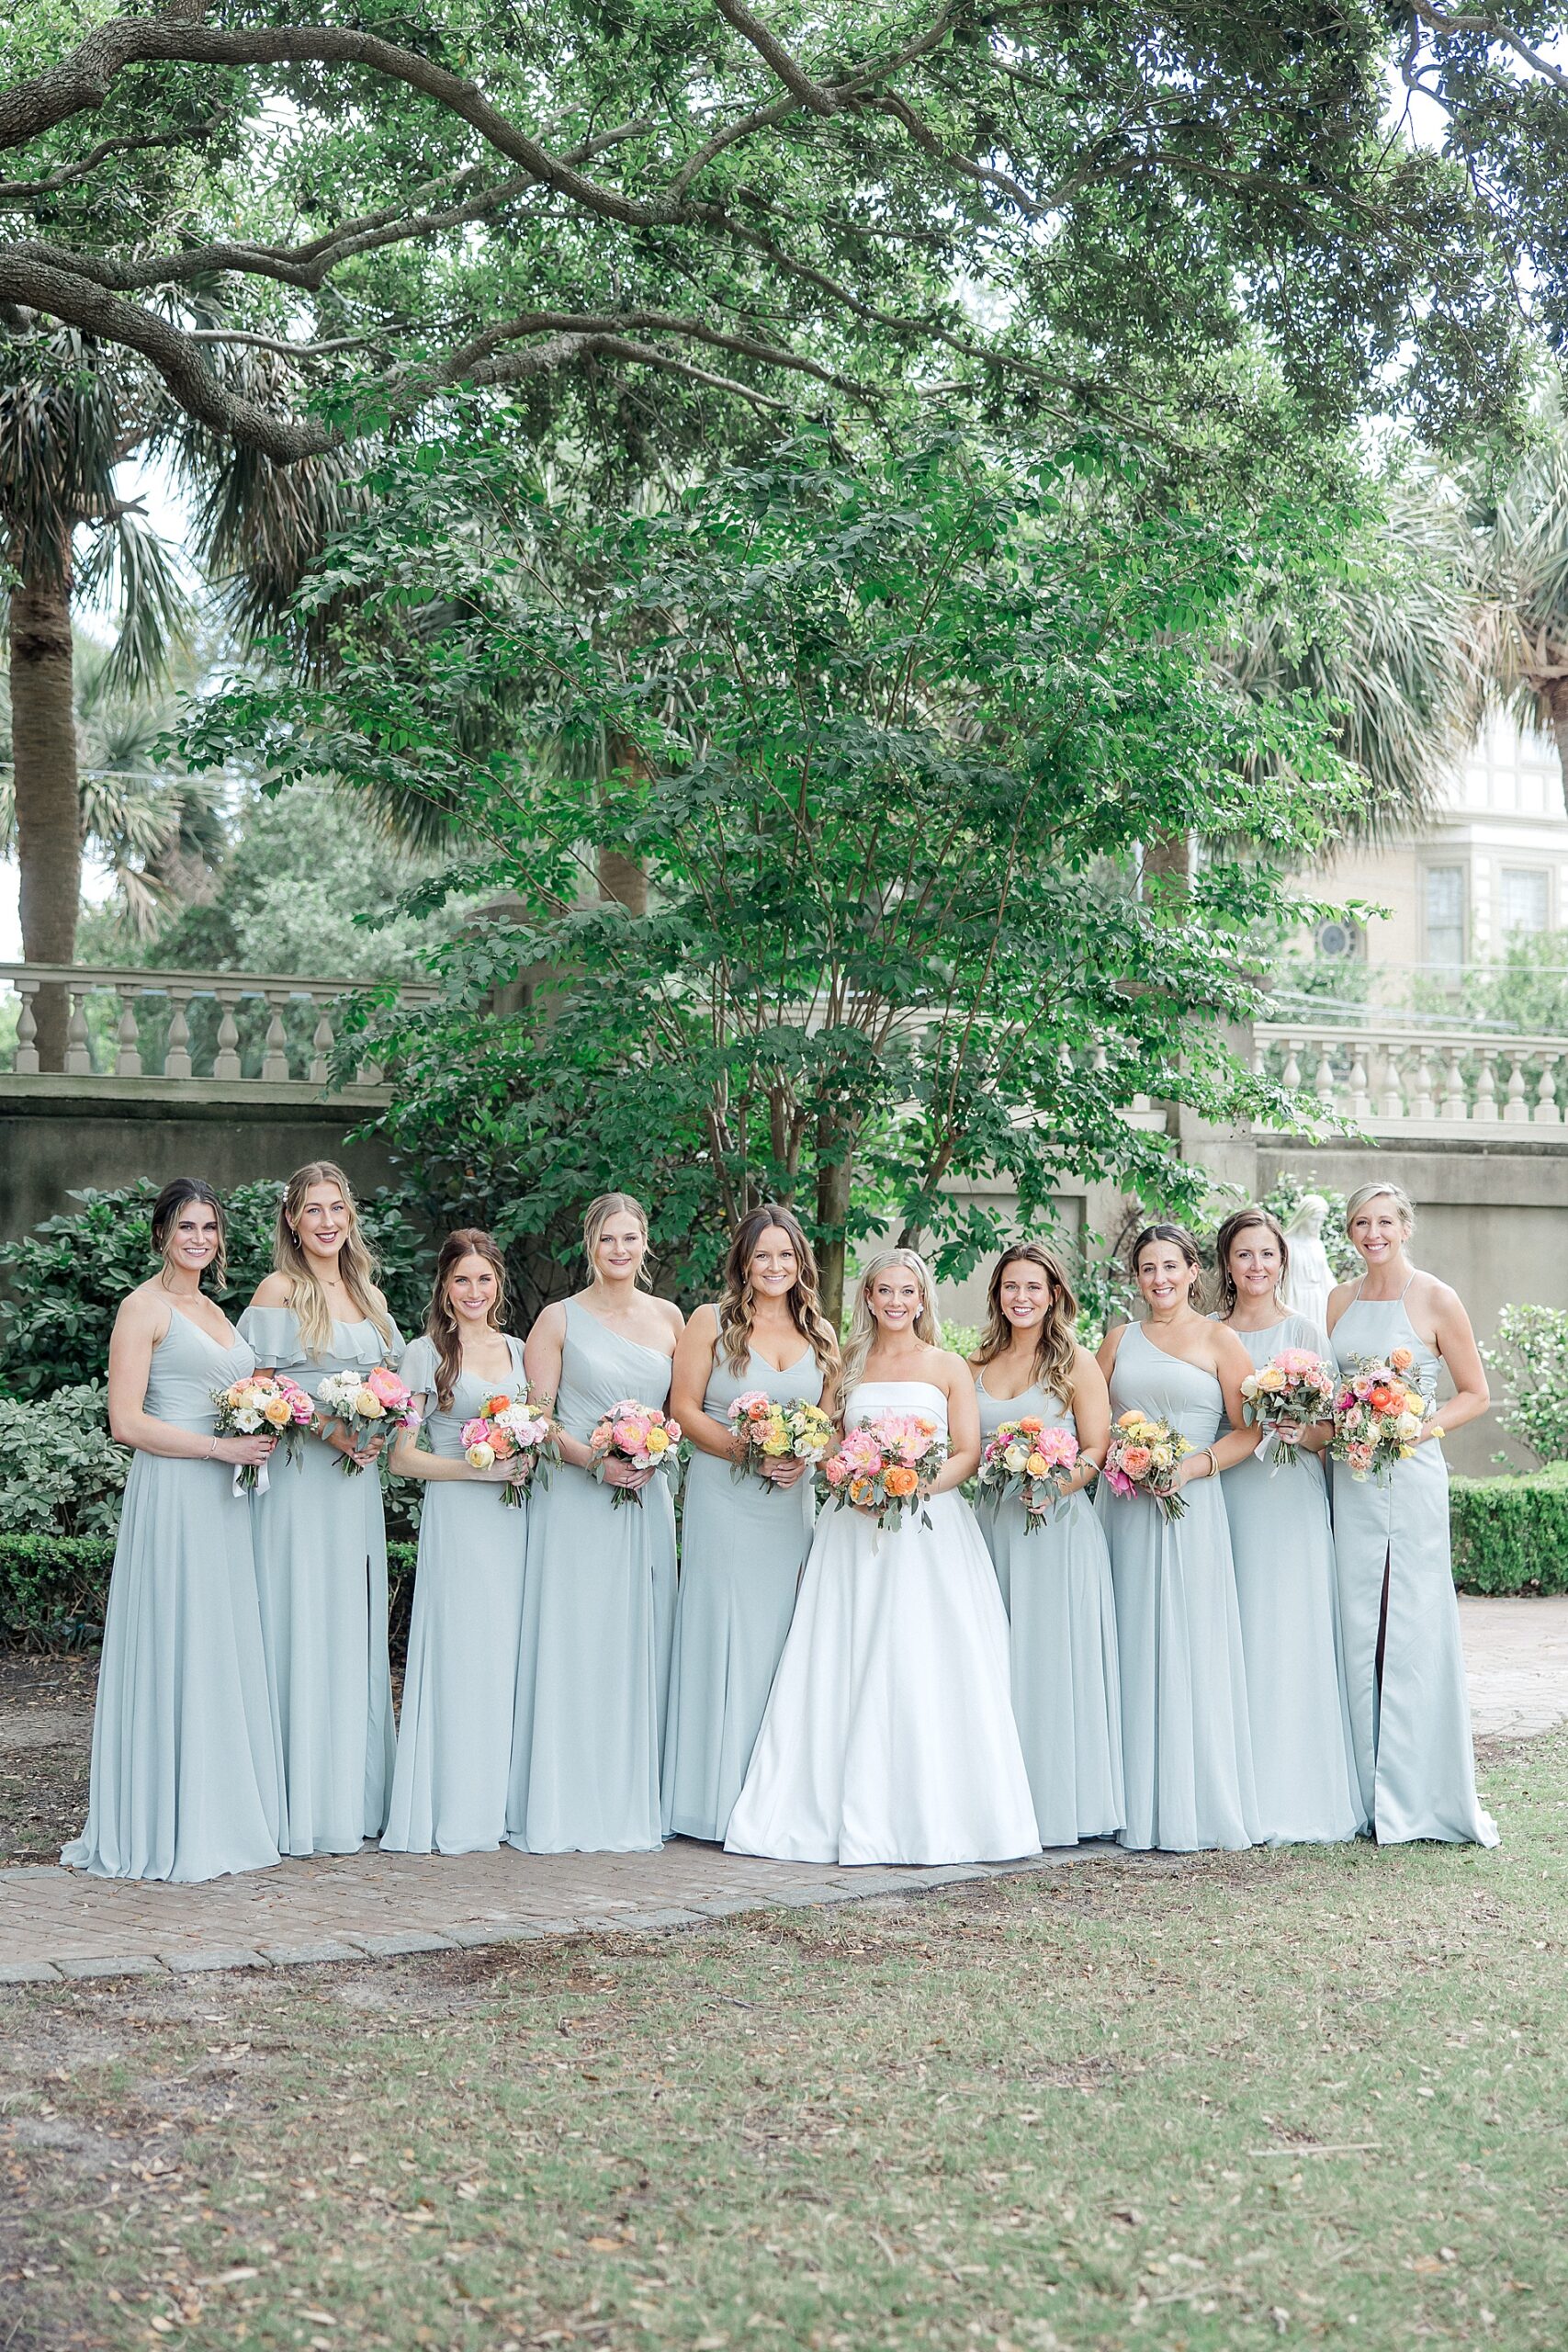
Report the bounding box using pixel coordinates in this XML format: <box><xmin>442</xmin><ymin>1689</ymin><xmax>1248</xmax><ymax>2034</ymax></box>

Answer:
<box><xmin>1450</xmin><ymin>1464</ymin><xmax>1568</xmax><ymax>1595</ymax></box>
<box><xmin>0</xmin><ymin>1535</ymin><xmax>420</xmax><ymax>1654</ymax></box>
<box><xmin>1483</xmin><ymin>1304</ymin><xmax>1568</xmax><ymax>1465</ymax></box>
<box><xmin>0</xmin><ymin>1179</ymin><xmax>434</xmax><ymax>1399</ymax></box>
<box><xmin>0</xmin><ymin>1385</ymin><xmax>130</xmax><ymax>1538</ymax></box>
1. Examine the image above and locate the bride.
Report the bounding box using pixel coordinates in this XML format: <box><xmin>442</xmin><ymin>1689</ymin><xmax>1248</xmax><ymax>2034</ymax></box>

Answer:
<box><xmin>725</xmin><ymin>1247</ymin><xmax>1041</xmax><ymax>1867</ymax></box>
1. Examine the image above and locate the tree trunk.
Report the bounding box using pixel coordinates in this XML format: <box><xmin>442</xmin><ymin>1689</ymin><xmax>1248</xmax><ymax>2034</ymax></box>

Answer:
<box><xmin>1141</xmin><ymin>827</ymin><xmax>1191</xmax><ymax>899</ymax></box>
<box><xmin>1545</xmin><ymin>677</ymin><xmax>1568</xmax><ymax>820</ymax></box>
<box><xmin>596</xmin><ymin>730</ymin><xmax>649</xmax><ymax>915</ymax></box>
<box><xmin>815</xmin><ymin>1116</ymin><xmax>854</xmax><ymax>1327</ymax></box>
<box><xmin>595</xmin><ymin>844</ymin><xmax>648</xmax><ymax>916</ymax></box>
<box><xmin>9</xmin><ymin>567</ymin><xmax>80</xmax><ymax>1069</ymax></box>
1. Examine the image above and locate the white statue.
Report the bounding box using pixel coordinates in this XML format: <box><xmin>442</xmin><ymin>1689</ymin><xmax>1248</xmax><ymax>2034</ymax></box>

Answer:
<box><xmin>1282</xmin><ymin>1193</ymin><xmax>1334</xmax><ymax>1337</ymax></box>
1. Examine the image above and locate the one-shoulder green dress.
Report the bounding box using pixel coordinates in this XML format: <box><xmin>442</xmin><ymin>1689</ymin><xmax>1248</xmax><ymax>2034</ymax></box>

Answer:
<box><xmin>506</xmin><ymin>1300</ymin><xmax>678</xmax><ymax>1852</ymax></box>
<box><xmin>62</xmin><ymin>1308</ymin><xmax>284</xmax><ymax>1883</ymax></box>
<box><xmin>237</xmin><ymin>1304</ymin><xmax>401</xmax><ymax>1856</ymax></box>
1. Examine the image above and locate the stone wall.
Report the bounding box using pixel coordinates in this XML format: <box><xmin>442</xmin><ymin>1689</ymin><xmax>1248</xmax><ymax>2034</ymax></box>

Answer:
<box><xmin>0</xmin><ymin>1082</ymin><xmax>395</xmax><ymax>1243</ymax></box>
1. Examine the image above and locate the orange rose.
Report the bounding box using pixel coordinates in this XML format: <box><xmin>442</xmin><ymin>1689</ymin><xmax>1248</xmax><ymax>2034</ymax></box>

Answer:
<box><xmin>1019</xmin><ymin>1418</ymin><xmax>1043</xmax><ymax>1434</ymax></box>
<box><xmin>484</xmin><ymin>1396</ymin><xmax>511</xmax><ymax>1417</ymax></box>
<box><xmin>885</xmin><ymin>1464</ymin><xmax>918</xmax><ymax>1497</ymax></box>
<box><xmin>1369</xmin><ymin>1385</ymin><xmax>1395</xmax><ymax>1413</ymax></box>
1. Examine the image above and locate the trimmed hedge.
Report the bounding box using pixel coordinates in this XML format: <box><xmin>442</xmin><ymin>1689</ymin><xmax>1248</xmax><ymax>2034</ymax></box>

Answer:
<box><xmin>4</xmin><ymin>1476</ymin><xmax>1566</xmax><ymax>1647</ymax></box>
<box><xmin>0</xmin><ymin>1535</ymin><xmax>420</xmax><ymax>1654</ymax></box>
<box><xmin>1450</xmin><ymin>1464</ymin><xmax>1568</xmax><ymax>1597</ymax></box>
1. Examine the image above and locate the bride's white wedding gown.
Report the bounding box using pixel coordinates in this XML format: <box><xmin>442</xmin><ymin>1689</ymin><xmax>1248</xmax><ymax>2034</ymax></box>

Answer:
<box><xmin>724</xmin><ymin>1380</ymin><xmax>1042</xmax><ymax>1866</ymax></box>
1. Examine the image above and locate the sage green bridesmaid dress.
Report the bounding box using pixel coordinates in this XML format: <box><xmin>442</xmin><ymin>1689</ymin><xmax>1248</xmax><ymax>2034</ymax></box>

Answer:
<box><xmin>1097</xmin><ymin>1323</ymin><xmax>1259</xmax><ymax>1852</ymax></box>
<box><xmin>1219</xmin><ymin>1315</ymin><xmax>1363</xmax><ymax>1844</ymax></box>
<box><xmin>975</xmin><ymin>1375</ymin><xmax>1124</xmax><ymax>1847</ymax></box>
<box><xmin>382</xmin><ymin>1334</ymin><xmax>529</xmax><ymax>1853</ymax></box>
<box><xmin>506</xmin><ymin>1299</ymin><xmax>678</xmax><ymax>1853</ymax></box>
<box><xmin>660</xmin><ymin>1330</ymin><xmax>822</xmax><ymax>1842</ymax></box>
<box><xmin>237</xmin><ymin>1304</ymin><xmax>401</xmax><ymax>1856</ymax></box>
<box><xmin>1331</xmin><ymin>1283</ymin><xmax>1498</xmax><ymax>1846</ymax></box>
<box><xmin>62</xmin><ymin>1308</ymin><xmax>284</xmax><ymax>1883</ymax></box>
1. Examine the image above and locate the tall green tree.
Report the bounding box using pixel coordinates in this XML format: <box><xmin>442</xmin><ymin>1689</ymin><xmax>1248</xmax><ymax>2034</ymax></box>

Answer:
<box><xmin>0</xmin><ymin>0</ymin><xmax>1530</xmax><ymax>476</ymax></box>
<box><xmin>185</xmin><ymin>428</ymin><xmax>1359</xmax><ymax>1316</ymax></box>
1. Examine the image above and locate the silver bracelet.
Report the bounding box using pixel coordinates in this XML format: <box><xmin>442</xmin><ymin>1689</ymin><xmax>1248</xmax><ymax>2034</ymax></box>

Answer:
<box><xmin>208</xmin><ymin>1434</ymin><xmax>219</xmax><ymax>1459</ymax></box>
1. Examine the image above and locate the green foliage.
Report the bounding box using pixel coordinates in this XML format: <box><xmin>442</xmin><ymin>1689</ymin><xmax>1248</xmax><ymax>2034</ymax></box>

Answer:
<box><xmin>0</xmin><ymin>1181</ymin><xmax>434</xmax><ymax>1400</ymax></box>
<box><xmin>186</xmin><ymin>429</ymin><xmax>1359</xmax><ymax>1312</ymax></box>
<box><xmin>1450</xmin><ymin>1465</ymin><xmax>1568</xmax><ymax>1596</ymax></box>
<box><xmin>0</xmin><ymin>1533</ymin><xmax>419</xmax><ymax>1653</ymax></box>
<box><xmin>1485</xmin><ymin>1305</ymin><xmax>1568</xmax><ymax>1465</ymax></box>
<box><xmin>0</xmin><ymin>1384</ymin><xmax>129</xmax><ymax>1540</ymax></box>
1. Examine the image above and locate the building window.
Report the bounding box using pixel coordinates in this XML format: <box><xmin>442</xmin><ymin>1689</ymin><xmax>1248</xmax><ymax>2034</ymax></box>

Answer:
<box><xmin>1499</xmin><ymin>865</ymin><xmax>1551</xmax><ymax>934</ymax></box>
<box><xmin>1425</xmin><ymin>865</ymin><xmax>1465</xmax><ymax>970</ymax></box>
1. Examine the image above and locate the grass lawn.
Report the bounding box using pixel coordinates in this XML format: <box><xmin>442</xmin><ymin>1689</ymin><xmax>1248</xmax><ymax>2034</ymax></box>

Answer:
<box><xmin>1</xmin><ymin>1734</ymin><xmax>1562</xmax><ymax>2352</ymax></box>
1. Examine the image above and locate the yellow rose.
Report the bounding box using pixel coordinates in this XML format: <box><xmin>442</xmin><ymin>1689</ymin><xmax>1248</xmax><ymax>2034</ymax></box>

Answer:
<box><xmin>1024</xmin><ymin>1453</ymin><xmax>1048</xmax><ymax>1479</ymax></box>
<box><xmin>263</xmin><ymin>1395</ymin><xmax>292</xmax><ymax>1427</ymax></box>
<box><xmin>645</xmin><ymin>1427</ymin><xmax>670</xmax><ymax>1453</ymax></box>
<box><xmin>355</xmin><ymin>1389</ymin><xmax>385</xmax><ymax>1418</ymax></box>
<box><xmin>762</xmin><ymin>1433</ymin><xmax>790</xmax><ymax>1456</ymax></box>
<box><xmin>466</xmin><ymin>1442</ymin><xmax>495</xmax><ymax>1470</ymax></box>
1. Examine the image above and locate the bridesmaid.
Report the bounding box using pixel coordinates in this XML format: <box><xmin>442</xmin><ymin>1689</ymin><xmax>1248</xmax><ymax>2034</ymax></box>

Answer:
<box><xmin>970</xmin><ymin>1242</ymin><xmax>1123</xmax><ymax>1848</ymax></box>
<box><xmin>63</xmin><ymin>1179</ymin><xmax>283</xmax><ymax>1882</ymax></box>
<box><xmin>1327</xmin><ymin>1181</ymin><xmax>1498</xmax><ymax>1846</ymax></box>
<box><xmin>662</xmin><ymin>1204</ymin><xmax>839</xmax><ymax>1844</ymax></box>
<box><xmin>1097</xmin><ymin>1224</ymin><xmax>1262</xmax><ymax>1852</ymax></box>
<box><xmin>506</xmin><ymin>1193</ymin><xmax>683</xmax><ymax>1853</ymax></box>
<box><xmin>1215</xmin><ymin>1206</ymin><xmax>1363</xmax><ymax>1844</ymax></box>
<box><xmin>239</xmin><ymin>1161</ymin><xmax>401</xmax><ymax>1857</ymax></box>
<box><xmin>383</xmin><ymin>1232</ymin><xmax>530</xmax><ymax>1853</ymax></box>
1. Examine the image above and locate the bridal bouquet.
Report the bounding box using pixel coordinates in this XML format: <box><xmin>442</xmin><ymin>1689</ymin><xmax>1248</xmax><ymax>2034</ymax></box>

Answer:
<box><xmin>1239</xmin><ymin>1346</ymin><xmax>1337</xmax><ymax>1469</ymax></box>
<box><xmin>460</xmin><ymin>1393</ymin><xmax>559</xmax><ymax>1508</ymax></box>
<box><xmin>1331</xmin><ymin>1350</ymin><xmax>1433</xmax><ymax>1482</ymax></box>
<box><xmin>819</xmin><ymin>1408</ymin><xmax>947</xmax><ymax>1532</ymax></box>
<box><xmin>1102</xmin><ymin>1408</ymin><xmax>1190</xmax><ymax>1523</ymax></box>
<box><xmin>316</xmin><ymin>1363</ymin><xmax>420</xmax><ymax>1476</ymax></box>
<box><xmin>976</xmin><ymin>1417</ymin><xmax>1081</xmax><ymax>1533</ymax></box>
<box><xmin>727</xmin><ymin>1391</ymin><xmax>835</xmax><ymax>1490</ymax></box>
<box><xmin>212</xmin><ymin>1372</ymin><xmax>315</xmax><ymax>1494</ymax></box>
<box><xmin>587</xmin><ymin>1400</ymin><xmax>682</xmax><ymax>1510</ymax></box>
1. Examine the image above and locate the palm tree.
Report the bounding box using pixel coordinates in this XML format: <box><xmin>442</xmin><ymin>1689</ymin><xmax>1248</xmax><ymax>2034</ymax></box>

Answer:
<box><xmin>1461</xmin><ymin>403</ymin><xmax>1568</xmax><ymax>814</ymax></box>
<box><xmin>0</xmin><ymin>329</ymin><xmax>187</xmax><ymax>1057</ymax></box>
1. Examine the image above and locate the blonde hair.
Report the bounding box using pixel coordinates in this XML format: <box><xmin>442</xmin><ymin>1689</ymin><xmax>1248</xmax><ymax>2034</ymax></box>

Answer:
<box><xmin>582</xmin><ymin>1191</ymin><xmax>651</xmax><ymax>1288</ymax></box>
<box><xmin>972</xmin><ymin>1242</ymin><xmax>1079</xmax><ymax>1408</ymax></box>
<box><xmin>717</xmin><ymin>1204</ymin><xmax>840</xmax><ymax>1378</ymax></box>
<box><xmin>1345</xmin><ymin>1180</ymin><xmax>1416</xmax><ymax>1238</ymax></box>
<box><xmin>840</xmin><ymin>1247</ymin><xmax>942</xmax><ymax>1395</ymax></box>
<box><xmin>275</xmin><ymin>1161</ymin><xmax>392</xmax><ymax>1360</ymax></box>
<box><xmin>1213</xmin><ymin>1206</ymin><xmax>1290</xmax><ymax>1319</ymax></box>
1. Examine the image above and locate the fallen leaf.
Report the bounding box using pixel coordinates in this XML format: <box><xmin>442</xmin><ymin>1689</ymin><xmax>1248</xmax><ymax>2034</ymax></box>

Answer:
<box><xmin>209</xmin><ymin>2270</ymin><xmax>259</xmax><ymax>2287</ymax></box>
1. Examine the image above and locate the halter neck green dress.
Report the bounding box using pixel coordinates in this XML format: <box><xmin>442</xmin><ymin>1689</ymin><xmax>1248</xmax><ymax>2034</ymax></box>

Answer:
<box><xmin>62</xmin><ymin>1306</ymin><xmax>284</xmax><ymax>1883</ymax></box>
<box><xmin>1331</xmin><ymin>1283</ymin><xmax>1497</xmax><ymax>1846</ymax></box>
<box><xmin>506</xmin><ymin>1299</ymin><xmax>678</xmax><ymax>1852</ymax></box>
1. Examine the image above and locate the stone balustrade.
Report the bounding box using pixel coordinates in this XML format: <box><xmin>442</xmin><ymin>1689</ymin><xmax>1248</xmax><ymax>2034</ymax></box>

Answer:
<box><xmin>0</xmin><ymin>963</ymin><xmax>440</xmax><ymax>1094</ymax></box>
<box><xmin>1253</xmin><ymin>1017</ymin><xmax>1568</xmax><ymax>1135</ymax></box>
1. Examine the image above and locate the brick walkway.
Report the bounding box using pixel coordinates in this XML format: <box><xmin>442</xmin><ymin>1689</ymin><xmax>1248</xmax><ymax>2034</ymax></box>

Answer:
<box><xmin>2</xmin><ymin>1596</ymin><xmax>1562</xmax><ymax>1987</ymax></box>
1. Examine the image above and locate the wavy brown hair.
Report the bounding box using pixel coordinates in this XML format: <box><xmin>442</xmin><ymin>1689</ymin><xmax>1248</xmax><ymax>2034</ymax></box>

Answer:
<box><xmin>1213</xmin><ymin>1205</ymin><xmax>1290</xmax><ymax>1318</ymax></box>
<box><xmin>716</xmin><ymin>1204</ymin><xmax>840</xmax><ymax>1378</ymax></box>
<box><xmin>424</xmin><ymin>1229</ymin><xmax>511</xmax><ymax>1412</ymax></box>
<box><xmin>973</xmin><ymin>1242</ymin><xmax>1080</xmax><ymax>1407</ymax></box>
<box><xmin>274</xmin><ymin>1161</ymin><xmax>392</xmax><ymax>1360</ymax></box>
<box><xmin>152</xmin><ymin>1177</ymin><xmax>228</xmax><ymax>1293</ymax></box>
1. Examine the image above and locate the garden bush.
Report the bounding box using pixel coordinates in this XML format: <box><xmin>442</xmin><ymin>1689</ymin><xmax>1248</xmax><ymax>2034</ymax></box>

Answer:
<box><xmin>0</xmin><ymin>1385</ymin><xmax>130</xmax><ymax>1540</ymax></box>
<box><xmin>1449</xmin><ymin>1464</ymin><xmax>1568</xmax><ymax>1597</ymax></box>
<box><xmin>1483</xmin><ymin>1304</ymin><xmax>1568</xmax><ymax>1465</ymax></box>
<box><xmin>0</xmin><ymin>1180</ymin><xmax>434</xmax><ymax>1400</ymax></box>
<box><xmin>0</xmin><ymin>1535</ymin><xmax>420</xmax><ymax>1653</ymax></box>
